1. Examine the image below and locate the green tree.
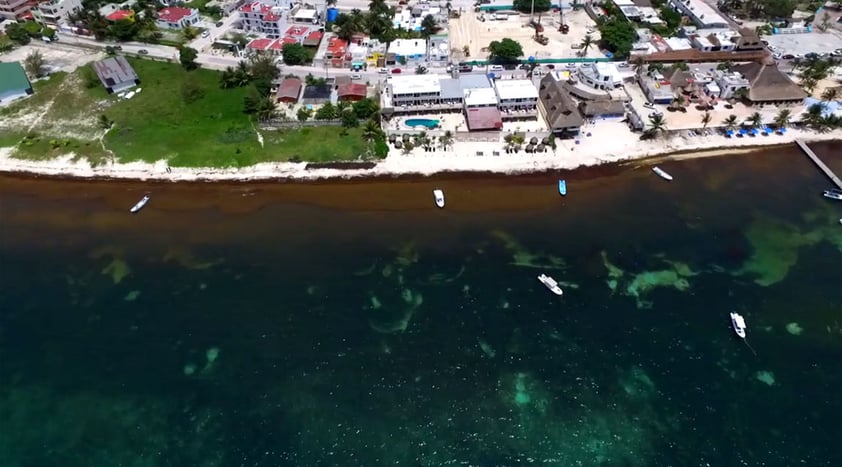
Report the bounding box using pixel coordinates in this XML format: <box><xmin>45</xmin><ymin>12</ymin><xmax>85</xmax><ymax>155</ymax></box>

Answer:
<box><xmin>722</xmin><ymin>114</ymin><xmax>739</xmax><ymax>132</ymax></box>
<box><xmin>598</xmin><ymin>17</ymin><xmax>636</xmax><ymax>58</ymax></box>
<box><xmin>109</xmin><ymin>19</ymin><xmax>139</xmax><ymax>41</ymax></box>
<box><xmin>821</xmin><ymin>87</ymin><xmax>838</xmax><ymax>102</ymax></box>
<box><xmin>579</xmin><ymin>34</ymin><xmax>594</xmax><ymax>57</ymax></box>
<box><xmin>701</xmin><ymin>111</ymin><xmax>711</xmax><ymax>129</ymax></box>
<box><xmin>182</xmin><ymin>25</ymin><xmax>199</xmax><ymax>41</ymax></box>
<box><xmin>341</xmin><ymin>109</ymin><xmax>359</xmax><ymax>128</ymax></box>
<box><xmin>716</xmin><ymin>61</ymin><xmax>733</xmax><ymax>71</ymax></box>
<box><xmin>361</xmin><ymin>118</ymin><xmax>383</xmax><ymax>145</ymax></box>
<box><xmin>648</xmin><ymin>114</ymin><xmax>667</xmax><ymax>134</ymax></box>
<box><xmin>297</xmin><ymin>107</ymin><xmax>312</xmax><ymax>121</ymax></box>
<box><xmin>748</xmin><ymin>112</ymin><xmax>763</xmax><ymax>129</ymax></box>
<box><xmin>315</xmin><ymin>102</ymin><xmax>338</xmax><ymax>120</ymax></box>
<box><xmin>179</xmin><ymin>47</ymin><xmax>199</xmax><ymax>70</ymax></box>
<box><xmin>513</xmin><ymin>0</ymin><xmax>551</xmax><ymax>12</ymax></box>
<box><xmin>353</xmin><ymin>98</ymin><xmax>380</xmax><ymax>119</ymax></box>
<box><xmin>98</xmin><ymin>114</ymin><xmax>113</xmax><ymax>129</ymax></box>
<box><xmin>23</xmin><ymin>51</ymin><xmax>46</xmax><ymax>79</ymax></box>
<box><xmin>760</xmin><ymin>0</ymin><xmax>794</xmax><ymax>19</ymax></box>
<box><xmin>282</xmin><ymin>43</ymin><xmax>308</xmax><ymax>66</ymax></box>
<box><xmin>5</xmin><ymin>23</ymin><xmax>31</xmax><ymax>45</ymax></box>
<box><xmin>420</xmin><ymin>14</ymin><xmax>438</xmax><ymax>37</ymax></box>
<box><xmin>488</xmin><ymin>38</ymin><xmax>524</xmax><ymax>63</ymax></box>
<box><xmin>773</xmin><ymin>108</ymin><xmax>791</xmax><ymax>128</ymax></box>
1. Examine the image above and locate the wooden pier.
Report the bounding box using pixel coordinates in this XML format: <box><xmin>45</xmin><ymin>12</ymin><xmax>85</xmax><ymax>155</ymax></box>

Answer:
<box><xmin>794</xmin><ymin>139</ymin><xmax>842</xmax><ymax>189</ymax></box>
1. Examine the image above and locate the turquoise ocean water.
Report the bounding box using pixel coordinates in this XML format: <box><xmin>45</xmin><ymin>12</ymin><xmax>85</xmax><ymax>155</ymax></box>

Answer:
<box><xmin>0</xmin><ymin>143</ymin><xmax>840</xmax><ymax>466</ymax></box>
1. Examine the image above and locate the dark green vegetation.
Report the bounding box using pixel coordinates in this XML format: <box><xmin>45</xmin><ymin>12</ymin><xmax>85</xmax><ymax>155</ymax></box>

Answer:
<box><xmin>488</xmin><ymin>38</ymin><xmax>525</xmax><ymax>63</ymax></box>
<box><xmin>513</xmin><ymin>0</ymin><xmax>551</xmax><ymax>12</ymax></box>
<box><xmin>0</xmin><ymin>58</ymin><xmax>378</xmax><ymax>166</ymax></box>
<box><xmin>330</xmin><ymin>0</ymin><xmax>436</xmax><ymax>42</ymax></box>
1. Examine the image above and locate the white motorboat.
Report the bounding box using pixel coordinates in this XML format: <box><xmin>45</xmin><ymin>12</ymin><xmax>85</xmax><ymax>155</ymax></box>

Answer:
<box><xmin>538</xmin><ymin>274</ymin><xmax>563</xmax><ymax>296</ymax></box>
<box><xmin>652</xmin><ymin>166</ymin><xmax>673</xmax><ymax>181</ymax></box>
<box><xmin>433</xmin><ymin>189</ymin><xmax>445</xmax><ymax>208</ymax></box>
<box><xmin>130</xmin><ymin>194</ymin><xmax>151</xmax><ymax>213</ymax></box>
<box><xmin>730</xmin><ymin>312</ymin><xmax>746</xmax><ymax>339</ymax></box>
<box><xmin>822</xmin><ymin>188</ymin><xmax>842</xmax><ymax>201</ymax></box>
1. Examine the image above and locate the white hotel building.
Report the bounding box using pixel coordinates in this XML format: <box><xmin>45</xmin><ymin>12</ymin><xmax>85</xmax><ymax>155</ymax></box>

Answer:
<box><xmin>493</xmin><ymin>79</ymin><xmax>539</xmax><ymax>117</ymax></box>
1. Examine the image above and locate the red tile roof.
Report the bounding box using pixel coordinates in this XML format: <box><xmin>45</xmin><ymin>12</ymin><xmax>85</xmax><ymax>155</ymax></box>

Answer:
<box><xmin>106</xmin><ymin>10</ymin><xmax>134</xmax><ymax>21</ymax></box>
<box><xmin>337</xmin><ymin>83</ymin><xmax>367</xmax><ymax>98</ymax></box>
<box><xmin>327</xmin><ymin>37</ymin><xmax>347</xmax><ymax>55</ymax></box>
<box><xmin>276</xmin><ymin>78</ymin><xmax>302</xmax><ymax>102</ymax></box>
<box><xmin>465</xmin><ymin>107</ymin><xmax>503</xmax><ymax>131</ymax></box>
<box><xmin>157</xmin><ymin>7</ymin><xmax>195</xmax><ymax>23</ymax></box>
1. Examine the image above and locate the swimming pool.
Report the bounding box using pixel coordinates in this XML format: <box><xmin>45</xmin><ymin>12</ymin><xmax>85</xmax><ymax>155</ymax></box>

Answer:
<box><xmin>404</xmin><ymin>118</ymin><xmax>440</xmax><ymax>129</ymax></box>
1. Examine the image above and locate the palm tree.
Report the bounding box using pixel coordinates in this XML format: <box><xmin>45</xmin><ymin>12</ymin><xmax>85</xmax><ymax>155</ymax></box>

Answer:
<box><xmin>361</xmin><ymin>118</ymin><xmax>382</xmax><ymax>144</ymax></box>
<box><xmin>722</xmin><ymin>114</ymin><xmax>738</xmax><ymax>132</ymax></box>
<box><xmin>701</xmin><ymin>111</ymin><xmax>711</xmax><ymax>129</ymax></box>
<box><xmin>631</xmin><ymin>55</ymin><xmax>646</xmax><ymax>76</ymax></box>
<box><xmin>670</xmin><ymin>95</ymin><xmax>685</xmax><ymax>111</ymax></box>
<box><xmin>804</xmin><ymin>103</ymin><xmax>825</xmax><ymax>130</ymax></box>
<box><xmin>821</xmin><ymin>87</ymin><xmax>838</xmax><ymax>102</ymax></box>
<box><xmin>439</xmin><ymin>130</ymin><xmax>453</xmax><ymax>150</ymax></box>
<box><xmin>182</xmin><ymin>25</ymin><xmax>199</xmax><ymax>41</ymax></box>
<box><xmin>579</xmin><ymin>34</ymin><xmax>594</xmax><ymax>57</ymax></box>
<box><xmin>648</xmin><ymin>114</ymin><xmax>667</xmax><ymax>135</ymax></box>
<box><xmin>748</xmin><ymin>111</ymin><xmax>763</xmax><ymax>129</ymax></box>
<box><xmin>773</xmin><ymin>109</ymin><xmax>791</xmax><ymax>129</ymax></box>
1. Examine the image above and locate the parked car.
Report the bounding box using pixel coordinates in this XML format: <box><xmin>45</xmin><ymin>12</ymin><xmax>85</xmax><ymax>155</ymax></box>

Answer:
<box><xmin>138</xmin><ymin>49</ymin><xmax>149</xmax><ymax>55</ymax></box>
<box><xmin>351</xmin><ymin>73</ymin><xmax>362</xmax><ymax>80</ymax></box>
<box><xmin>391</xmin><ymin>68</ymin><xmax>402</xmax><ymax>73</ymax></box>
<box><xmin>215</xmin><ymin>21</ymin><xmax>223</xmax><ymax>27</ymax></box>
<box><xmin>545</xmin><ymin>64</ymin><xmax>555</xmax><ymax>69</ymax></box>
<box><xmin>459</xmin><ymin>65</ymin><xmax>473</xmax><ymax>72</ymax></box>
<box><xmin>378</xmin><ymin>68</ymin><xmax>389</xmax><ymax>74</ymax></box>
<box><xmin>782</xmin><ymin>53</ymin><xmax>795</xmax><ymax>59</ymax></box>
<box><xmin>643</xmin><ymin>102</ymin><xmax>655</xmax><ymax>109</ymax></box>
<box><xmin>201</xmin><ymin>30</ymin><xmax>210</xmax><ymax>38</ymax></box>
<box><xmin>489</xmin><ymin>64</ymin><xmax>504</xmax><ymax>71</ymax></box>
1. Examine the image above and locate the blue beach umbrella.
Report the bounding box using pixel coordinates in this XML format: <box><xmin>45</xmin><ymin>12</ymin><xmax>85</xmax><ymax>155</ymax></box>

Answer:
<box><xmin>778</xmin><ymin>127</ymin><xmax>787</xmax><ymax>134</ymax></box>
<box><xmin>750</xmin><ymin>128</ymin><xmax>759</xmax><ymax>136</ymax></box>
<box><xmin>739</xmin><ymin>128</ymin><xmax>748</xmax><ymax>136</ymax></box>
<box><xmin>763</xmin><ymin>126</ymin><xmax>772</xmax><ymax>134</ymax></box>
<box><xmin>725</xmin><ymin>129</ymin><xmax>734</xmax><ymax>137</ymax></box>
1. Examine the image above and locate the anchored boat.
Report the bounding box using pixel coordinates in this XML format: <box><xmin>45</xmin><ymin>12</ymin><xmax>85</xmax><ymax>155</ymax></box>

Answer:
<box><xmin>558</xmin><ymin>179</ymin><xmax>567</xmax><ymax>196</ymax></box>
<box><xmin>822</xmin><ymin>188</ymin><xmax>842</xmax><ymax>201</ymax></box>
<box><xmin>652</xmin><ymin>166</ymin><xmax>673</xmax><ymax>181</ymax></box>
<box><xmin>130</xmin><ymin>194</ymin><xmax>151</xmax><ymax>214</ymax></box>
<box><xmin>433</xmin><ymin>189</ymin><xmax>445</xmax><ymax>208</ymax></box>
<box><xmin>538</xmin><ymin>274</ymin><xmax>563</xmax><ymax>296</ymax></box>
<box><xmin>730</xmin><ymin>312</ymin><xmax>747</xmax><ymax>339</ymax></box>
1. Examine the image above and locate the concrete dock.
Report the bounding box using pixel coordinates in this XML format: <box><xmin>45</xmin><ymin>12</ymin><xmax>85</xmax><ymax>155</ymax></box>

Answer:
<box><xmin>794</xmin><ymin>139</ymin><xmax>842</xmax><ymax>189</ymax></box>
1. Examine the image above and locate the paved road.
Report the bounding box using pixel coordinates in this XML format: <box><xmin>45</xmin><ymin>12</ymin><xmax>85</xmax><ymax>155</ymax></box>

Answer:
<box><xmin>188</xmin><ymin>13</ymin><xmax>241</xmax><ymax>52</ymax></box>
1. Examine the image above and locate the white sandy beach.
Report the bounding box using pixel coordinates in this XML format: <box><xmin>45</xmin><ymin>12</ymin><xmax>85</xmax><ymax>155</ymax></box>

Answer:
<box><xmin>1</xmin><ymin>122</ymin><xmax>840</xmax><ymax>182</ymax></box>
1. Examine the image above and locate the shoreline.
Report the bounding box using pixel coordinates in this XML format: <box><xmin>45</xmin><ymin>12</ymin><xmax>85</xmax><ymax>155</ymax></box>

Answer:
<box><xmin>0</xmin><ymin>129</ymin><xmax>839</xmax><ymax>183</ymax></box>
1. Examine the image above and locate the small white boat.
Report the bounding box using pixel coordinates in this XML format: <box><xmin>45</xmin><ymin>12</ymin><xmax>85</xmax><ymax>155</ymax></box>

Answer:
<box><xmin>730</xmin><ymin>312</ymin><xmax>746</xmax><ymax>339</ymax></box>
<box><xmin>433</xmin><ymin>189</ymin><xmax>445</xmax><ymax>208</ymax></box>
<box><xmin>538</xmin><ymin>274</ymin><xmax>563</xmax><ymax>296</ymax></box>
<box><xmin>823</xmin><ymin>188</ymin><xmax>842</xmax><ymax>201</ymax></box>
<box><xmin>130</xmin><ymin>194</ymin><xmax>150</xmax><ymax>213</ymax></box>
<box><xmin>652</xmin><ymin>166</ymin><xmax>673</xmax><ymax>181</ymax></box>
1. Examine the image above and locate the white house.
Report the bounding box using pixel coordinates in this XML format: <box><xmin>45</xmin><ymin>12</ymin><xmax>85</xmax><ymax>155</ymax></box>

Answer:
<box><xmin>389</xmin><ymin>39</ymin><xmax>428</xmax><ymax>64</ymax></box>
<box><xmin>239</xmin><ymin>1</ymin><xmax>284</xmax><ymax>38</ymax></box>
<box><xmin>493</xmin><ymin>79</ymin><xmax>539</xmax><ymax>115</ymax></box>
<box><xmin>30</xmin><ymin>0</ymin><xmax>82</xmax><ymax>26</ymax></box>
<box><xmin>577</xmin><ymin>62</ymin><xmax>624</xmax><ymax>90</ymax></box>
<box><xmin>156</xmin><ymin>7</ymin><xmax>199</xmax><ymax>29</ymax></box>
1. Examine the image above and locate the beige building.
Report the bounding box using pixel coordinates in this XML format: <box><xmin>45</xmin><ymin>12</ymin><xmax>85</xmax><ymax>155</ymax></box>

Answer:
<box><xmin>0</xmin><ymin>0</ymin><xmax>31</xmax><ymax>20</ymax></box>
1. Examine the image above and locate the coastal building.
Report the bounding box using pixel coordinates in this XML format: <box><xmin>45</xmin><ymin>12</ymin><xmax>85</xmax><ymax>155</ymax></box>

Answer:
<box><xmin>156</xmin><ymin>7</ymin><xmax>200</xmax><ymax>29</ymax></box>
<box><xmin>381</xmin><ymin>73</ymin><xmax>496</xmax><ymax>117</ymax></box>
<box><xmin>0</xmin><ymin>0</ymin><xmax>31</xmax><ymax>20</ymax></box>
<box><xmin>714</xmin><ymin>70</ymin><xmax>750</xmax><ymax>99</ymax></box>
<box><xmin>275</xmin><ymin>77</ymin><xmax>302</xmax><ymax>103</ymax></box>
<box><xmin>463</xmin><ymin>87</ymin><xmax>502</xmax><ymax>131</ymax></box>
<box><xmin>291</xmin><ymin>5</ymin><xmax>319</xmax><ymax>24</ymax></box>
<box><xmin>239</xmin><ymin>1</ymin><xmax>284</xmax><ymax>38</ymax></box>
<box><xmin>538</xmin><ymin>73</ymin><xmax>584</xmax><ymax>137</ymax></box>
<box><xmin>668</xmin><ymin>0</ymin><xmax>729</xmax><ymax>29</ymax></box>
<box><xmin>388</xmin><ymin>39</ymin><xmax>427</xmax><ymax>65</ymax></box>
<box><xmin>30</xmin><ymin>0</ymin><xmax>83</xmax><ymax>26</ymax></box>
<box><xmin>92</xmin><ymin>56</ymin><xmax>140</xmax><ymax>94</ymax></box>
<box><xmin>689</xmin><ymin>31</ymin><xmax>738</xmax><ymax>52</ymax></box>
<box><xmin>579</xmin><ymin>100</ymin><xmax>627</xmax><ymax>119</ymax></box>
<box><xmin>337</xmin><ymin>83</ymin><xmax>368</xmax><ymax>102</ymax></box>
<box><xmin>493</xmin><ymin>79</ymin><xmax>539</xmax><ymax>118</ymax></box>
<box><xmin>427</xmin><ymin>34</ymin><xmax>450</xmax><ymax>66</ymax></box>
<box><xmin>0</xmin><ymin>62</ymin><xmax>33</xmax><ymax>104</ymax></box>
<box><xmin>577</xmin><ymin>62</ymin><xmax>624</xmax><ymax>90</ymax></box>
<box><xmin>729</xmin><ymin>63</ymin><xmax>807</xmax><ymax>105</ymax></box>
<box><xmin>301</xmin><ymin>83</ymin><xmax>332</xmax><ymax>105</ymax></box>
<box><xmin>247</xmin><ymin>37</ymin><xmax>298</xmax><ymax>56</ymax></box>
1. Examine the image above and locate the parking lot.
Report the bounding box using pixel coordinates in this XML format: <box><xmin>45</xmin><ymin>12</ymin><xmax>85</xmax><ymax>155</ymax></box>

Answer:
<box><xmin>763</xmin><ymin>30</ymin><xmax>842</xmax><ymax>57</ymax></box>
<box><xmin>449</xmin><ymin>10</ymin><xmax>602</xmax><ymax>62</ymax></box>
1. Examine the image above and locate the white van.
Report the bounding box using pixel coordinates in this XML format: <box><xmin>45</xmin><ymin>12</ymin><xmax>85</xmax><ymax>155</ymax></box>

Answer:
<box><xmin>489</xmin><ymin>64</ymin><xmax>504</xmax><ymax>71</ymax></box>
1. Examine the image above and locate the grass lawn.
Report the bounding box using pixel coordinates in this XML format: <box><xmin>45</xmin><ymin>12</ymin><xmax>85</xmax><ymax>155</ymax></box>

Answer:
<box><xmin>1</xmin><ymin>58</ymin><xmax>370</xmax><ymax>166</ymax></box>
<box><xmin>104</xmin><ymin>58</ymin><xmax>367</xmax><ymax>167</ymax></box>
